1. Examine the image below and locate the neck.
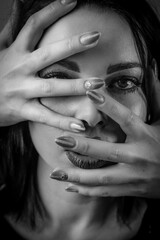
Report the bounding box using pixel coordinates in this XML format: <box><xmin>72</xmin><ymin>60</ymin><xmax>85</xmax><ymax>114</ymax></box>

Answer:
<box><xmin>6</xmin><ymin>157</ymin><xmax>142</xmax><ymax>240</ymax></box>
<box><xmin>37</xmin><ymin>157</ymin><xmax>112</xmax><ymax>225</ymax></box>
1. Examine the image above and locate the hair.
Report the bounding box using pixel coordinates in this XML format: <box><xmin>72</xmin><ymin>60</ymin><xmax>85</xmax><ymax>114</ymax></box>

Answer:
<box><xmin>1</xmin><ymin>0</ymin><xmax>160</xmax><ymax>230</ymax></box>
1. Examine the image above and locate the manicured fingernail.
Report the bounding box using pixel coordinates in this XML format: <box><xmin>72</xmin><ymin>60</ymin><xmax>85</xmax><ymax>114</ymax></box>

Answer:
<box><xmin>55</xmin><ymin>136</ymin><xmax>76</xmax><ymax>148</ymax></box>
<box><xmin>80</xmin><ymin>31</ymin><xmax>101</xmax><ymax>46</ymax></box>
<box><xmin>86</xmin><ymin>90</ymin><xmax>105</xmax><ymax>104</ymax></box>
<box><xmin>84</xmin><ymin>78</ymin><xmax>104</xmax><ymax>90</ymax></box>
<box><xmin>65</xmin><ymin>185</ymin><xmax>79</xmax><ymax>193</ymax></box>
<box><xmin>61</xmin><ymin>0</ymin><xmax>77</xmax><ymax>5</ymax></box>
<box><xmin>70</xmin><ymin>123</ymin><xmax>85</xmax><ymax>132</ymax></box>
<box><xmin>50</xmin><ymin>170</ymin><xmax>68</xmax><ymax>181</ymax></box>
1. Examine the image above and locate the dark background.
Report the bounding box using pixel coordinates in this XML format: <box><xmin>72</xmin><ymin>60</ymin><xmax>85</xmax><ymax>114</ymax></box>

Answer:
<box><xmin>0</xmin><ymin>0</ymin><xmax>160</xmax><ymax>31</ymax></box>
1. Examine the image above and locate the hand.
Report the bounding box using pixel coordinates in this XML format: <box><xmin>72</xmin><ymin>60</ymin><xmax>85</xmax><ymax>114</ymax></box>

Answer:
<box><xmin>0</xmin><ymin>0</ymin><xmax>102</xmax><ymax>131</ymax></box>
<box><xmin>51</xmin><ymin>66</ymin><xmax>160</xmax><ymax>199</ymax></box>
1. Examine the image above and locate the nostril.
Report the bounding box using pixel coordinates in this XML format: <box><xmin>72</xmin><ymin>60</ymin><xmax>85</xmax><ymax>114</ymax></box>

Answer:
<box><xmin>98</xmin><ymin>121</ymin><xmax>105</xmax><ymax>127</ymax></box>
<box><xmin>81</xmin><ymin>120</ymin><xmax>90</xmax><ymax>129</ymax></box>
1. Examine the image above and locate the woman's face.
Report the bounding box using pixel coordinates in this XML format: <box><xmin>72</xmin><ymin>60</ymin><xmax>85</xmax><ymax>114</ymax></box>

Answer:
<box><xmin>29</xmin><ymin>7</ymin><xmax>147</xmax><ymax>169</ymax></box>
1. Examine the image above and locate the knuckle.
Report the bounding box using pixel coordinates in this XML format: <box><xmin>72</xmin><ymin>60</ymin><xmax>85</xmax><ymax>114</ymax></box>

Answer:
<box><xmin>48</xmin><ymin>2</ymin><xmax>56</xmax><ymax>12</ymax></box>
<box><xmin>42</xmin><ymin>80</ymin><xmax>53</xmax><ymax>95</ymax></box>
<box><xmin>39</xmin><ymin>48</ymin><xmax>50</xmax><ymax>62</ymax></box>
<box><xmin>56</xmin><ymin>118</ymin><xmax>62</xmax><ymax>129</ymax></box>
<box><xmin>27</xmin><ymin>14</ymin><xmax>39</xmax><ymax>29</ymax></box>
<box><xmin>39</xmin><ymin>110</ymin><xmax>47</xmax><ymax>124</ymax></box>
<box><xmin>69</xmin><ymin>174</ymin><xmax>80</xmax><ymax>183</ymax></box>
<box><xmin>110</xmin><ymin>146</ymin><xmax>120</xmax><ymax>161</ymax></box>
<box><xmin>137</xmin><ymin>184</ymin><xmax>148</xmax><ymax>196</ymax></box>
<box><xmin>82</xmin><ymin>189</ymin><xmax>91</xmax><ymax>196</ymax></box>
<box><xmin>100</xmin><ymin>175</ymin><xmax>112</xmax><ymax>185</ymax></box>
<box><xmin>70</xmin><ymin>80</ymin><xmax>79</xmax><ymax>95</ymax></box>
<box><xmin>56</xmin><ymin>117</ymin><xmax>67</xmax><ymax>130</ymax></box>
<box><xmin>101</xmin><ymin>191</ymin><xmax>110</xmax><ymax>197</ymax></box>
<box><xmin>79</xmin><ymin>141</ymin><xmax>90</xmax><ymax>155</ymax></box>
<box><xmin>67</xmin><ymin>37</ymin><xmax>75</xmax><ymax>52</ymax></box>
<box><xmin>109</xmin><ymin>103</ymin><xmax>119</xmax><ymax>118</ymax></box>
<box><xmin>123</xmin><ymin>111</ymin><xmax>135</xmax><ymax>128</ymax></box>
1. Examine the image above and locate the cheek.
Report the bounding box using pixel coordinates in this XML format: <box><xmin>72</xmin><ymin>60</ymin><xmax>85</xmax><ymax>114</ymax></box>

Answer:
<box><xmin>29</xmin><ymin>123</ymin><xmax>65</xmax><ymax>168</ymax></box>
<box><xmin>121</xmin><ymin>90</ymin><xmax>147</xmax><ymax>121</ymax></box>
<box><xmin>40</xmin><ymin>97</ymin><xmax>78</xmax><ymax>117</ymax></box>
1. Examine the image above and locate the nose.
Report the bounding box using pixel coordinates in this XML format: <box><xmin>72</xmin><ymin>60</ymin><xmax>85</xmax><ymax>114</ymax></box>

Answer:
<box><xmin>74</xmin><ymin>97</ymin><xmax>103</xmax><ymax>127</ymax></box>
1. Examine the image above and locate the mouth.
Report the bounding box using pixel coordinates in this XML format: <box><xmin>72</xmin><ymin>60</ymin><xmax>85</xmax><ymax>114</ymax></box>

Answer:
<box><xmin>66</xmin><ymin>151</ymin><xmax>114</xmax><ymax>169</ymax></box>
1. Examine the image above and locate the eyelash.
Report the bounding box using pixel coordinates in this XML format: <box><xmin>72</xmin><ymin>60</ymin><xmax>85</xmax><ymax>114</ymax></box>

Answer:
<box><xmin>106</xmin><ymin>76</ymin><xmax>142</xmax><ymax>94</ymax></box>
<box><xmin>42</xmin><ymin>72</ymin><xmax>142</xmax><ymax>95</ymax></box>
<box><xmin>42</xmin><ymin>71</ymin><xmax>71</xmax><ymax>79</ymax></box>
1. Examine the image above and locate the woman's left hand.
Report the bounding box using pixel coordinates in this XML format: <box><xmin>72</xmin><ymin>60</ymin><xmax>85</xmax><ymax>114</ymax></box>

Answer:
<box><xmin>51</xmin><ymin>67</ymin><xmax>160</xmax><ymax>199</ymax></box>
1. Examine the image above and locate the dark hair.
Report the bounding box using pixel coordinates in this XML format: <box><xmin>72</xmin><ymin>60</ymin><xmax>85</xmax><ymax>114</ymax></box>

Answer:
<box><xmin>1</xmin><ymin>0</ymin><xmax>160</xmax><ymax>230</ymax></box>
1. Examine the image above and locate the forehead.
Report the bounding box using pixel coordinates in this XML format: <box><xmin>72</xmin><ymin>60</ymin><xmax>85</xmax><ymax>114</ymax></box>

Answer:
<box><xmin>39</xmin><ymin>7</ymin><xmax>139</xmax><ymax>69</ymax></box>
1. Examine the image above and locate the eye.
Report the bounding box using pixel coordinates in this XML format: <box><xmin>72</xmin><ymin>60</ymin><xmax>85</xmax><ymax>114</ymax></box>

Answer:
<box><xmin>107</xmin><ymin>76</ymin><xmax>142</xmax><ymax>94</ymax></box>
<box><xmin>114</xmin><ymin>78</ymin><xmax>136</xmax><ymax>89</ymax></box>
<box><xmin>41</xmin><ymin>71</ymin><xmax>71</xmax><ymax>79</ymax></box>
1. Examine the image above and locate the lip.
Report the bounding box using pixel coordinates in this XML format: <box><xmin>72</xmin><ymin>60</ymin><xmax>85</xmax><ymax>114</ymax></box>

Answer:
<box><xmin>66</xmin><ymin>151</ymin><xmax>114</xmax><ymax>169</ymax></box>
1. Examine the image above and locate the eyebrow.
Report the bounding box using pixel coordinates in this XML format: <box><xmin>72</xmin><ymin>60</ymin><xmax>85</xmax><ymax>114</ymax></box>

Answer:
<box><xmin>107</xmin><ymin>62</ymin><xmax>143</xmax><ymax>74</ymax></box>
<box><xmin>55</xmin><ymin>60</ymin><xmax>142</xmax><ymax>74</ymax></box>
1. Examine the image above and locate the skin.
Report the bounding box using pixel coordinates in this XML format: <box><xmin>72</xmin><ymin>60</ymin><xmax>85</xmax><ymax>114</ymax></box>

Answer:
<box><xmin>26</xmin><ymin>6</ymin><xmax>147</xmax><ymax>240</ymax></box>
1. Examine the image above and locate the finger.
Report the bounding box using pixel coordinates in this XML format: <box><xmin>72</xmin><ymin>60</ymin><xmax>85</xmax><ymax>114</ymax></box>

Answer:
<box><xmin>22</xmin><ymin>77</ymin><xmax>104</xmax><ymax>98</ymax></box>
<box><xmin>55</xmin><ymin>135</ymin><xmax>134</xmax><ymax>164</ymax></box>
<box><xmin>87</xmin><ymin>90</ymin><xmax>146</xmax><ymax>137</ymax></box>
<box><xmin>65</xmin><ymin>183</ymin><xmax>145</xmax><ymax>197</ymax></box>
<box><xmin>20</xmin><ymin>100</ymin><xmax>85</xmax><ymax>132</ymax></box>
<box><xmin>50</xmin><ymin>165</ymin><xmax>142</xmax><ymax>186</ymax></box>
<box><xmin>26</xmin><ymin>31</ymin><xmax>100</xmax><ymax>73</ymax></box>
<box><xmin>14</xmin><ymin>0</ymin><xmax>77</xmax><ymax>51</ymax></box>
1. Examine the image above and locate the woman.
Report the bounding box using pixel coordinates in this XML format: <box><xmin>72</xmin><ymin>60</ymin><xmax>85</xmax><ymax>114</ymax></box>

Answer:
<box><xmin>0</xmin><ymin>0</ymin><xmax>160</xmax><ymax>239</ymax></box>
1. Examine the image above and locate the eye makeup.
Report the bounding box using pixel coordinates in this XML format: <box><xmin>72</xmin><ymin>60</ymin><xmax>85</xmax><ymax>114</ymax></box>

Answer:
<box><xmin>104</xmin><ymin>68</ymin><xmax>143</xmax><ymax>95</ymax></box>
<box><xmin>39</xmin><ymin>61</ymin><xmax>144</xmax><ymax>97</ymax></box>
<box><xmin>39</xmin><ymin>66</ymin><xmax>79</xmax><ymax>80</ymax></box>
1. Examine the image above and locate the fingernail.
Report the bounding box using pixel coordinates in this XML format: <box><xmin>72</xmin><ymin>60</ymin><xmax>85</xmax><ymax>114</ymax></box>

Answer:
<box><xmin>50</xmin><ymin>170</ymin><xmax>68</xmax><ymax>181</ymax></box>
<box><xmin>70</xmin><ymin>123</ymin><xmax>85</xmax><ymax>132</ymax></box>
<box><xmin>86</xmin><ymin>90</ymin><xmax>105</xmax><ymax>104</ymax></box>
<box><xmin>80</xmin><ymin>31</ymin><xmax>101</xmax><ymax>46</ymax></box>
<box><xmin>84</xmin><ymin>78</ymin><xmax>104</xmax><ymax>90</ymax></box>
<box><xmin>65</xmin><ymin>185</ymin><xmax>79</xmax><ymax>193</ymax></box>
<box><xmin>55</xmin><ymin>136</ymin><xmax>76</xmax><ymax>148</ymax></box>
<box><xmin>61</xmin><ymin>0</ymin><xmax>77</xmax><ymax>5</ymax></box>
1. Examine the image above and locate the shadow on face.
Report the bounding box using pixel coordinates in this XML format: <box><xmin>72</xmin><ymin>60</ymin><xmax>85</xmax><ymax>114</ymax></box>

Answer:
<box><xmin>29</xmin><ymin>6</ymin><xmax>147</xmax><ymax>169</ymax></box>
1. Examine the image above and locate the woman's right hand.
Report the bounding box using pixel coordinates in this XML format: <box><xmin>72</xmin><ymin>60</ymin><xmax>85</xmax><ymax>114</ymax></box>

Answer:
<box><xmin>0</xmin><ymin>0</ymin><xmax>102</xmax><ymax>132</ymax></box>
